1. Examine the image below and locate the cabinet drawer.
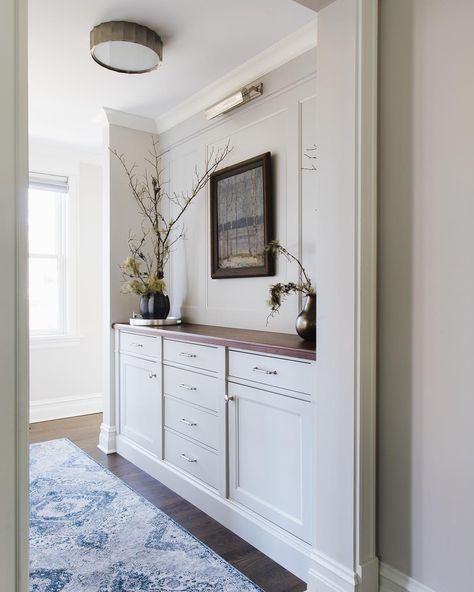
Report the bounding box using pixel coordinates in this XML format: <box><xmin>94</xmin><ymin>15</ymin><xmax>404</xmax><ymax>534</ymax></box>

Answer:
<box><xmin>164</xmin><ymin>397</ymin><xmax>219</xmax><ymax>450</ymax></box>
<box><xmin>163</xmin><ymin>339</ymin><xmax>220</xmax><ymax>372</ymax></box>
<box><xmin>164</xmin><ymin>430</ymin><xmax>218</xmax><ymax>489</ymax></box>
<box><xmin>228</xmin><ymin>350</ymin><xmax>313</xmax><ymax>395</ymax></box>
<box><xmin>120</xmin><ymin>331</ymin><xmax>160</xmax><ymax>359</ymax></box>
<box><xmin>163</xmin><ymin>365</ymin><xmax>220</xmax><ymax>411</ymax></box>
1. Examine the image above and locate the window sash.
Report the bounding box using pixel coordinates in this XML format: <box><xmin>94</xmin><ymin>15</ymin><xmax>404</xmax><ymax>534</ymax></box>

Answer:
<box><xmin>28</xmin><ymin>178</ymin><xmax>69</xmax><ymax>336</ymax></box>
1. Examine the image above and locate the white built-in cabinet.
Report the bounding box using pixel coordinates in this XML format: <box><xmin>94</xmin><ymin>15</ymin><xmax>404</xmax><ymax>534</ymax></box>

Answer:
<box><xmin>119</xmin><ymin>354</ymin><xmax>161</xmax><ymax>456</ymax></box>
<box><xmin>228</xmin><ymin>381</ymin><xmax>312</xmax><ymax>542</ymax></box>
<box><xmin>115</xmin><ymin>325</ymin><xmax>315</xmax><ymax>580</ymax></box>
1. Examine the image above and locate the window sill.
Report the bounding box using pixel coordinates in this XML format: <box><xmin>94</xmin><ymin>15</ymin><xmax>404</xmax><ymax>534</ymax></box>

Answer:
<box><xmin>29</xmin><ymin>335</ymin><xmax>82</xmax><ymax>349</ymax></box>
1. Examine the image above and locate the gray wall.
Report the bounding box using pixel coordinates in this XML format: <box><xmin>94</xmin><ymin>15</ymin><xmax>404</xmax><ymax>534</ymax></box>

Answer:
<box><xmin>378</xmin><ymin>1</ymin><xmax>474</xmax><ymax>590</ymax></box>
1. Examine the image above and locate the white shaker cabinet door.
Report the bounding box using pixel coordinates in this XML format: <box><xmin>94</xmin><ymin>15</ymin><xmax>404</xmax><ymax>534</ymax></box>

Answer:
<box><xmin>228</xmin><ymin>382</ymin><xmax>313</xmax><ymax>542</ymax></box>
<box><xmin>119</xmin><ymin>353</ymin><xmax>161</xmax><ymax>456</ymax></box>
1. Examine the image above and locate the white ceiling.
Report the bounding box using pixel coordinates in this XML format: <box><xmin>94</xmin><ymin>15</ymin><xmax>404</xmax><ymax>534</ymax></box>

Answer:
<box><xmin>28</xmin><ymin>0</ymin><xmax>316</xmax><ymax>150</ymax></box>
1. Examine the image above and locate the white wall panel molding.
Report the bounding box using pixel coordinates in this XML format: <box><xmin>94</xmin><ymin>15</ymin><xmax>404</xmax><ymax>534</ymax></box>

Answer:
<box><xmin>155</xmin><ymin>20</ymin><xmax>317</xmax><ymax>134</ymax></box>
<box><xmin>159</xmin><ymin>57</ymin><xmax>317</xmax><ymax>334</ymax></box>
<box><xmin>29</xmin><ymin>394</ymin><xmax>103</xmax><ymax>423</ymax></box>
<box><xmin>380</xmin><ymin>564</ymin><xmax>437</xmax><ymax>592</ymax></box>
<box><xmin>159</xmin><ymin>70</ymin><xmax>317</xmax><ymax>157</ymax></box>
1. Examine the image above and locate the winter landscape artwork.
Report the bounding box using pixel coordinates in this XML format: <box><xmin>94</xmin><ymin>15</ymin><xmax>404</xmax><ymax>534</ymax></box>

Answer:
<box><xmin>210</xmin><ymin>152</ymin><xmax>273</xmax><ymax>278</ymax></box>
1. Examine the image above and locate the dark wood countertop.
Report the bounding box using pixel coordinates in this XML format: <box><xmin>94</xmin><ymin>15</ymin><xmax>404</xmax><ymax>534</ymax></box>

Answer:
<box><xmin>113</xmin><ymin>322</ymin><xmax>316</xmax><ymax>361</ymax></box>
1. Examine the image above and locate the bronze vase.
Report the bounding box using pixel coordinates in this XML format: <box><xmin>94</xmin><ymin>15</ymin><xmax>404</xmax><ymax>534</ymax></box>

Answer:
<box><xmin>295</xmin><ymin>294</ymin><xmax>316</xmax><ymax>341</ymax></box>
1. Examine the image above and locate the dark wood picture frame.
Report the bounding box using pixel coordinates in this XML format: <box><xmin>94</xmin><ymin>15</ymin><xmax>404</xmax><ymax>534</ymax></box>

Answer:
<box><xmin>210</xmin><ymin>152</ymin><xmax>274</xmax><ymax>279</ymax></box>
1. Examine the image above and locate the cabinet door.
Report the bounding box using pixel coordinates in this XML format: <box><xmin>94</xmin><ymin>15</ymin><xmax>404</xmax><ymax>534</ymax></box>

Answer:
<box><xmin>119</xmin><ymin>354</ymin><xmax>161</xmax><ymax>456</ymax></box>
<box><xmin>228</xmin><ymin>382</ymin><xmax>312</xmax><ymax>542</ymax></box>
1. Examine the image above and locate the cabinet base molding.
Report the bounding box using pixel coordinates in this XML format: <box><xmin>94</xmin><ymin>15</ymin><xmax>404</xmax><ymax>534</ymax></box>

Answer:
<box><xmin>358</xmin><ymin>557</ymin><xmax>380</xmax><ymax>592</ymax></box>
<box><xmin>307</xmin><ymin>554</ymin><xmax>378</xmax><ymax>592</ymax></box>
<box><xmin>307</xmin><ymin>552</ymin><xmax>357</xmax><ymax>592</ymax></box>
<box><xmin>116</xmin><ymin>434</ymin><xmax>313</xmax><ymax>582</ymax></box>
<box><xmin>380</xmin><ymin>563</ymin><xmax>437</xmax><ymax>592</ymax></box>
<box><xmin>98</xmin><ymin>422</ymin><xmax>117</xmax><ymax>454</ymax></box>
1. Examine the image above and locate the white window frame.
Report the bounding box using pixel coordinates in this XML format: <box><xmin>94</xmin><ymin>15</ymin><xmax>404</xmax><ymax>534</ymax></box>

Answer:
<box><xmin>28</xmin><ymin>172</ymin><xmax>79</xmax><ymax>346</ymax></box>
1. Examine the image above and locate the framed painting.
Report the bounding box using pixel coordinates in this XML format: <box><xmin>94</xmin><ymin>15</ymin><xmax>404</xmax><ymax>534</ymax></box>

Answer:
<box><xmin>210</xmin><ymin>152</ymin><xmax>274</xmax><ymax>279</ymax></box>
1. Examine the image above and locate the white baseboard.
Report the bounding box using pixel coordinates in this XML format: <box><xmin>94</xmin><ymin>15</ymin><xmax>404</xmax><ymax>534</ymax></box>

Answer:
<box><xmin>29</xmin><ymin>393</ymin><xmax>103</xmax><ymax>423</ymax></box>
<box><xmin>380</xmin><ymin>563</ymin><xmax>437</xmax><ymax>592</ymax></box>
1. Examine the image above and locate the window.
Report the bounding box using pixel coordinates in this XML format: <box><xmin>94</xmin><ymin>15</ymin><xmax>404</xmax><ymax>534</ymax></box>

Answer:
<box><xmin>28</xmin><ymin>173</ymin><xmax>69</xmax><ymax>336</ymax></box>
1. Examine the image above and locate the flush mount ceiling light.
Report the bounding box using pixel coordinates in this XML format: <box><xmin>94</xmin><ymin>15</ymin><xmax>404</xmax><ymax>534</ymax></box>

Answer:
<box><xmin>205</xmin><ymin>83</ymin><xmax>263</xmax><ymax>120</ymax></box>
<box><xmin>90</xmin><ymin>21</ymin><xmax>163</xmax><ymax>74</ymax></box>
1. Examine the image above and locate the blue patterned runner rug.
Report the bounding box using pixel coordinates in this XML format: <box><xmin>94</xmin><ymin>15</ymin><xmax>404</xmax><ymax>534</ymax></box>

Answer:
<box><xmin>30</xmin><ymin>439</ymin><xmax>262</xmax><ymax>592</ymax></box>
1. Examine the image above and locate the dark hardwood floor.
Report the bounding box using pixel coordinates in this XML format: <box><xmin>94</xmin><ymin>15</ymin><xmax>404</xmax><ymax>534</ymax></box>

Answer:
<box><xmin>30</xmin><ymin>413</ymin><xmax>307</xmax><ymax>592</ymax></box>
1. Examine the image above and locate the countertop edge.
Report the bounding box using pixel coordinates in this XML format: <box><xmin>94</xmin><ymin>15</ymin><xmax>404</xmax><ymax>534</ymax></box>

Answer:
<box><xmin>112</xmin><ymin>323</ymin><xmax>316</xmax><ymax>361</ymax></box>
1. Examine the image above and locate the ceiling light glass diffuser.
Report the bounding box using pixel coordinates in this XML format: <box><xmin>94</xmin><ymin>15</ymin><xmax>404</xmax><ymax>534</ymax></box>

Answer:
<box><xmin>90</xmin><ymin>21</ymin><xmax>163</xmax><ymax>74</ymax></box>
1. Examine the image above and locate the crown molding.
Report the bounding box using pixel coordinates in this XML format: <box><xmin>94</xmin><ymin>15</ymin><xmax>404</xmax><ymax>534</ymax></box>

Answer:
<box><xmin>99</xmin><ymin>107</ymin><xmax>158</xmax><ymax>135</ymax></box>
<box><xmin>155</xmin><ymin>18</ymin><xmax>318</xmax><ymax>134</ymax></box>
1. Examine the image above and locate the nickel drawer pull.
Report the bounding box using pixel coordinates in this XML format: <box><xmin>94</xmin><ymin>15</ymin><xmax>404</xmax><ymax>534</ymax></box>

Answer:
<box><xmin>179</xmin><ymin>383</ymin><xmax>197</xmax><ymax>391</ymax></box>
<box><xmin>180</xmin><ymin>418</ymin><xmax>197</xmax><ymax>427</ymax></box>
<box><xmin>131</xmin><ymin>342</ymin><xmax>144</xmax><ymax>348</ymax></box>
<box><xmin>180</xmin><ymin>453</ymin><xmax>197</xmax><ymax>463</ymax></box>
<box><xmin>252</xmin><ymin>366</ymin><xmax>278</xmax><ymax>375</ymax></box>
<box><xmin>179</xmin><ymin>352</ymin><xmax>197</xmax><ymax>358</ymax></box>
<box><xmin>148</xmin><ymin>372</ymin><xmax>157</xmax><ymax>379</ymax></box>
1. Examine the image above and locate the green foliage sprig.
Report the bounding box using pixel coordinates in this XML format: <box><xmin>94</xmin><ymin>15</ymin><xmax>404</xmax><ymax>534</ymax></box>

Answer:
<box><xmin>265</xmin><ymin>240</ymin><xmax>314</xmax><ymax>319</ymax></box>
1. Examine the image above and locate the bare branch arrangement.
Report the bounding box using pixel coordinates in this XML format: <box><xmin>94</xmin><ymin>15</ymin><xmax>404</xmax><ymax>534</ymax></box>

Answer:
<box><xmin>265</xmin><ymin>240</ymin><xmax>314</xmax><ymax>320</ymax></box>
<box><xmin>302</xmin><ymin>144</ymin><xmax>317</xmax><ymax>172</ymax></box>
<box><xmin>111</xmin><ymin>137</ymin><xmax>232</xmax><ymax>295</ymax></box>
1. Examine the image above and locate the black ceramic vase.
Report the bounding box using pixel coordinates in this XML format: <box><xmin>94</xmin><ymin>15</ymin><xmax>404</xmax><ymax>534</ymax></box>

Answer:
<box><xmin>139</xmin><ymin>292</ymin><xmax>170</xmax><ymax>320</ymax></box>
<box><xmin>295</xmin><ymin>294</ymin><xmax>316</xmax><ymax>341</ymax></box>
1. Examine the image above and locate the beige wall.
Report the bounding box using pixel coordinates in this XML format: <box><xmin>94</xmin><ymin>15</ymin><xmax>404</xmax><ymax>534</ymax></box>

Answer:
<box><xmin>159</xmin><ymin>50</ymin><xmax>317</xmax><ymax>333</ymax></box>
<box><xmin>378</xmin><ymin>1</ymin><xmax>474</xmax><ymax>590</ymax></box>
<box><xmin>100</xmin><ymin>123</ymin><xmax>155</xmax><ymax>452</ymax></box>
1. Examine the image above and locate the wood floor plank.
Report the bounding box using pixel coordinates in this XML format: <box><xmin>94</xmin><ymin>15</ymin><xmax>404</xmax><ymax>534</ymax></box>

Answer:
<box><xmin>29</xmin><ymin>413</ymin><xmax>307</xmax><ymax>592</ymax></box>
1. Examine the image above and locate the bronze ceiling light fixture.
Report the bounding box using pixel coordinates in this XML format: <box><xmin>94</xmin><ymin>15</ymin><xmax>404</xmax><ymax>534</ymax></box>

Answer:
<box><xmin>90</xmin><ymin>21</ymin><xmax>163</xmax><ymax>74</ymax></box>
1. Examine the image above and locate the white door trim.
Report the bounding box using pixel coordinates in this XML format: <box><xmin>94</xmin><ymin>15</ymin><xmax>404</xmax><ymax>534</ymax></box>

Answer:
<box><xmin>307</xmin><ymin>0</ymin><xmax>379</xmax><ymax>590</ymax></box>
<box><xmin>0</xmin><ymin>0</ymin><xmax>29</xmax><ymax>589</ymax></box>
<box><xmin>355</xmin><ymin>0</ymin><xmax>379</xmax><ymax>586</ymax></box>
